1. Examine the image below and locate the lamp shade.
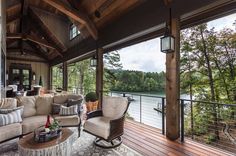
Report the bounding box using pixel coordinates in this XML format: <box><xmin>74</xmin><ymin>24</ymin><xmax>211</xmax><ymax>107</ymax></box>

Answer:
<box><xmin>90</xmin><ymin>57</ymin><xmax>97</xmax><ymax>67</ymax></box>
<box><xmin>160</xmin><ymin>35</ymin><xmax>175</xmax><ymax>53</ymax></box>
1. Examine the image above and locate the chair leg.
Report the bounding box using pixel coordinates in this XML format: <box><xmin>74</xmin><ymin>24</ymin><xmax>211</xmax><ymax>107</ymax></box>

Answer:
<box><xmin>78</xmin><ymin>126</ymin><xmax>80</xmax><ymax>137</ymax></box>
<box><xmin>94</xmin><ymin>136</ymin><xmax>122</xmax><ymax>149</ymax></box>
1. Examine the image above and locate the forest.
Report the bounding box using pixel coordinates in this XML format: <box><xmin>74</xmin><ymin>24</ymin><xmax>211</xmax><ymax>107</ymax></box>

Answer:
<box><xmin>52</xmin><ymin>21</ymin><xmax>236</xmax><ymax>151</ymax></box>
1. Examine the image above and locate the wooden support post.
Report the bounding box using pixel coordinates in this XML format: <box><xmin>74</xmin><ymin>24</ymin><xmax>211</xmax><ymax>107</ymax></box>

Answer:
<box><xmin>166</xmin><ymin>18</ymin><xmax>180</xmax><ymax>140</ymax></box>
<box><xmin>48</xmin><ymin>66</ymin><xmax>52</xmax><ymax>90</ymax></box>
<box><xmin>63</xmin><ymin>62</ymin><xmax>68</xmax><ymax>91</ymax></box>
<box><xmin>96</xmin><ymin>48</ymin><xmax>104</xmax><ymax>109</ymax></box>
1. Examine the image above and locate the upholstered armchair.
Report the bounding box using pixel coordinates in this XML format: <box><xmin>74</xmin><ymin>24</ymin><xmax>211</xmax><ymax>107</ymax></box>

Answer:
<box><xmin>84</xmin><ymin>96</ymin><xmax>129</xmax><ymax>148</ymax></box>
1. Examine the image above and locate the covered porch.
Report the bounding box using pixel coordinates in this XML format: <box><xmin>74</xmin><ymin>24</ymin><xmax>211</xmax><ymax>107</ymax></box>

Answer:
<box><xmin>1</xmin><ymin>0</ymin><xmax>236</xmax><ymax>155</ymax></box>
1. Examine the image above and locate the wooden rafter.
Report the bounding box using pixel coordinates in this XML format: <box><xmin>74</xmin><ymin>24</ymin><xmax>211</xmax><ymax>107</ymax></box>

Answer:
<box><xmin>7</xmin><ymin>14</ymin><xmax>22</xmax><ymax>25</ymax></box>
<box><xmin>7</xmin><ymin>48</ymin><xmax>49</xmax><ymax>61</ymax></box>
<box><xmin>6</xmin><ymin>33</ymin><xmax>56</xmax><ymax>49</ymax></box>
<box><xmin>42</xmin><ymin>0</ymin><xmax>98</xmax><ymax>40</ymax></box>
<box><xmin>26</xmin><ymin>41</ymin><xmax>49</xmax><ymax>61</ymax></box>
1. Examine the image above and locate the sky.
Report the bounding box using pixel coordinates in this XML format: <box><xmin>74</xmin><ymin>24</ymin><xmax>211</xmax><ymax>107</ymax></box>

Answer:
<box><xmin>116</xmin><ymin>13</ymin><xmax>236</xmax><ymax>73</ymax></box>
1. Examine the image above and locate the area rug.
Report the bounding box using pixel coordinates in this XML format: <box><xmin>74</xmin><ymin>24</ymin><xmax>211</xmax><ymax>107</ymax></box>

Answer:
<box><xmin>0</xmin><ymin>128</ymin><xmax>141</xmax><ymax>156</ymax></box>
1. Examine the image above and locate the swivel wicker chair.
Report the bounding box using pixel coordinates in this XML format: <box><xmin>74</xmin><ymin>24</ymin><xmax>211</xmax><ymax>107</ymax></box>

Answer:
<box><xmin>84</xmin><ymin>96</ymin><xmax>129</xmax><ymax>148</ymax></box>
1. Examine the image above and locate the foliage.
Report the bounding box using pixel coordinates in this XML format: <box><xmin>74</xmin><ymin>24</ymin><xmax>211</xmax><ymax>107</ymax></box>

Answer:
<box><xmin>181</xmin><ymin>22</ymin><xmax>236</xmax><ymax>144</ymax></box>
<box><xmin>110</xmin><ymin>70</ymin><xmax>165</xmax><ymax>93</ymax></box>
<box><xmin>85</xmin><ymin>92</ymin><xmax>98</xmax><ymax>102</ymax></box>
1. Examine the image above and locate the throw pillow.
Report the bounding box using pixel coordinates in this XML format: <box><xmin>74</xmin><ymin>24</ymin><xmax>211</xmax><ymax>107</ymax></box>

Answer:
<box><xmin>17</xmin><ymin>96</ymin><xmax>37</xmax><ymax>118</ymax></box>
<box><xmin>67</xmin><ymin>99</ymin><xmax>83</xmax><ymax>114</ymax></box>
<box><xmin>0</xmin><ymin>109</ymin><xmax>22</xmax><ymax>126</ymax></box>
<box><xmin>0</xmin><ymin>98</ymin><xmax>17</xmax><ymax>109</ymax></box>
<box><xmin>36</xmin><ymin>96</ymin><xmax>53</xmax><ymax>115</ymax></box>
<box><xmin>59</xmin><ymin>105</ymin><xmax>77</xmax><ymax>116</ymax></box>
<box><xmin>0</xmin><ymin>106</ymin><xmax>24</xmax><ymax>115</ymax></box>
<box><xmin>52</xmin><ymin>103</ymin><xmax>67</xmax><ymax>115</ymax></box>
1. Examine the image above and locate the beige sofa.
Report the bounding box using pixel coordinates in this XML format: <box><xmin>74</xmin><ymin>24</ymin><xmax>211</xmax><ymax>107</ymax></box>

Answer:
<box><xmin>0</xmin><ymin>94</ymin><xmax>83</xmax><ymax>143</ymax></box>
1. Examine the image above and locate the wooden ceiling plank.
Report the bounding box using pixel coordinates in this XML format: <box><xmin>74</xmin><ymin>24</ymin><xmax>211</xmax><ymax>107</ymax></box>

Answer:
<box><xmin>43</xmin><ymin>0</ymin><xmax>98</xmax><ymax>40</ymax></box>
<box><xmin>28</xmin><ymin>8</ymin><xmax>64</xmax><ymax>57</ymax></box>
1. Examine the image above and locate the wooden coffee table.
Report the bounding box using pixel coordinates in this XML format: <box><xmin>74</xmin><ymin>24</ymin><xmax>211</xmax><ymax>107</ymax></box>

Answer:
<box><xmin>18</xmin><ymin>128</ymin><xmax>74</xmax><ymax>156</ymax></box>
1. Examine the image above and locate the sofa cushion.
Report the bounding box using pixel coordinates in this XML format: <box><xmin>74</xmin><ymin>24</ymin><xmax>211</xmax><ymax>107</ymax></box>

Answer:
<box><xmin>67</xmin><ymin>94</ymin><xmax>83</xmax><ymax>101</ymax></box>
<box><xmin>0</xmin><ymin>123</ymin><xmax>22</xmax><ymax>142</ymax></box>
<box><xmin>84</xmin><ymin>117</ymin><xmax>110</xmax><ymax>139</ymax></box>
<box><xmin>0</xmin><ymin>109</ymin><xmax>23</xmax><ymax>126</ymax></box>
<box><xmin>59</xmin><ymin>105</ymin><xmax>77</xmax><ymax>116</ymax></box>
<box><xmin>53</xmin><ymin>115</ymin><xmax>80</xmax><ymax>126</ymax></box>
<box><xmin>0</xmin><ymin>98</ymin><xmax>17</xmax><ymax>109</ymax></box>
<box><xmin>53</xmin><ymin>94</ymin><xmax>68</xmax><ymax>104</ymax></box>
<box><xmin>36</xmin><ymin>96</ymin><xmax>53</xmax><ymax>115</ymax></box>
<box><xmin>102</xmin><ymin>96</ymin><xmax>128</xmax><ymax>120</ymax></box>
<box><xmin>18</xmin><ymin>96</ymin><xmax>37</xmax><ymax>118</ymax></box>
<box><xmin>22</xmin><ymin>115</ymin><xmax>49</xmax><ymax>134</ymax></box>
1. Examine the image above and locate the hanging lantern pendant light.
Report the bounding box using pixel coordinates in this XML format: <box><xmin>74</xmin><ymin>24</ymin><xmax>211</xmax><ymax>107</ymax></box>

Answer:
<box><xmin>160</xmin><ymin>7</ymin><xmax>175</xmax><ymax>53</ymax></box>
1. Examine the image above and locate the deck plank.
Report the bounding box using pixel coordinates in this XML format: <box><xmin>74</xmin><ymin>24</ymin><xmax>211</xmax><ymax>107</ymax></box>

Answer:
<box><xmin>123</xmin><ymin>120</ymin><xmax>234</xmax><ymax>156</ymax></box>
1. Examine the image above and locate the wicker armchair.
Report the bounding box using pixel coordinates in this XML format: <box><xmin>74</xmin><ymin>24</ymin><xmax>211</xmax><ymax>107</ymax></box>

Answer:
<box><xmin>84</xmin><ymin>96</ymin><xmax>129</xmax><ymax>148</ymax></box>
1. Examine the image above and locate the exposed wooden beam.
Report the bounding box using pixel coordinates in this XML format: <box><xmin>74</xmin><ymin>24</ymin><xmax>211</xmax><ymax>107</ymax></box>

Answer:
<box><xmin>6</xmin><ymin>33</ymin><xmax>56</xmax><ymax>49</ymax></box>
<box><xmin>7</xmin><ymin>56</ymin><xmax>48</xmax><ymax>63</ymax></box>
<box><xmin>7</xmin><ymin>48</ymin><xmax>48</xmax><ymax>61</ymax></box>
<box><xmin>43</xmin><ymin>0</ymin><xmax>98</xmax><ymax>40</ymax></box>
<box><xmin>7</xmin><ymin>33</ymin><xmax>22</xmax><ymax>39</ymax></box>
<box><xmin>26</xmin><ymin>35</ymin><xmax>55</xmax><ymax>49</ymax></box>
<box><xmin>7</xmin><ymin>3</ymin><xmax>21</xmax><ymax>12</ymax></box>
<box><xmin>26</xmin><ymin>41</ymin><xmax>50</xmax><ymax>61</ymax></box>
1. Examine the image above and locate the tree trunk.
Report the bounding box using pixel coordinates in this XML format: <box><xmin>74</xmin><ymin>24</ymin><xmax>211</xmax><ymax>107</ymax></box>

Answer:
<box><xmin>199</xmin><ymin>27</ymin><xmax>219</xmax><ymax>140</ymax></box>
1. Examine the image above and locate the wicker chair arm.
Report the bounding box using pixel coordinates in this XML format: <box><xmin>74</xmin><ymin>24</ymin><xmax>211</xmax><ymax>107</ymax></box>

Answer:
<box><xmin>109</xmin><ymin>115</ymin><xmax>125</xmax><ymax>140</ymax></box>
<box><xmin>86</xmin><ymin>110</ymin><xmax>103</xmax><ymax>119</ymax></box>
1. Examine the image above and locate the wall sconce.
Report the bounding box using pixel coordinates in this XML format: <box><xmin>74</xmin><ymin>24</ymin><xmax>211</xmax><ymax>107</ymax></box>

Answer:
<box><xmin>90</xmin><ymin>55</ymin><xmax>97</xmax><ymax>67</ymax></box>
<box><xmin>32</xmin><ymin>72</ymin><xmax>36</xmax><ymax>81</ymax></box>
<box><xmin>160</xmin><ymin>7</ymin><xmax>175</xmax><ymax>53</ymax></box>
<box><xmin>6</xmin><ymin>71</ymin><xmax>8</xmax><ymax>81</ymax></box>
<box><xmin>90</xmin><ymin>41</ymin><xmax>98</xmax><ymax>67</ymax></box>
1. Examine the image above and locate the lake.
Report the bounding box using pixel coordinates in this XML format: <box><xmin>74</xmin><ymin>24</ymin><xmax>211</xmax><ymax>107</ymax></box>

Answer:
<box><xmin>110</xmin><ymin>92</ymin><xmax>190</xmax><ymax>129</ymax></box>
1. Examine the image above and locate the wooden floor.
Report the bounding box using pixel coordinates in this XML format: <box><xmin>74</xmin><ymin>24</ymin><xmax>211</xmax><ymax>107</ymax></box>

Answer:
<box><xmin>123</xmin><ymin>120</ymin><xmax>234</xmax><ymax>156</ymax></box>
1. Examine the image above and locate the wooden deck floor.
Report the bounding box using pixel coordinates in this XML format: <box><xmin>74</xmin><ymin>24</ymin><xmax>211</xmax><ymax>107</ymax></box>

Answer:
<box><xmin>123</xmin><ymin>120</ymin><xmax>234</xmax><ymax>156</ymax></box>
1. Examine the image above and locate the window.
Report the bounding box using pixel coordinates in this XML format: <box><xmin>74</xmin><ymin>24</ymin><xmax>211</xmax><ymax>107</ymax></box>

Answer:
<box><xmin>69</xmin><ymin>24</ymin><xmax>80</xmax><ymax>40</ymax></box>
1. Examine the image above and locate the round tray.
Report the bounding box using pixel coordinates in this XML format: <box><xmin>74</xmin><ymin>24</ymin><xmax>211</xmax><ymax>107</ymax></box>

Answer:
<box><xmin>34</xmin><ymin>126</ymin><xmax>62</xmax><ymax>143</ymax></box>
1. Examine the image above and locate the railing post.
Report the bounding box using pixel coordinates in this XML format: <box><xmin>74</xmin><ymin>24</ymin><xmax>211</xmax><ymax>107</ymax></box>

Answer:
<box><xmin>162</xmin><ymin>98</ymin><xmax>165</xmax><ymax>135</ymax></box>
<box><xmin>140</xmin><ymin>95</ymin><xmax>142</xmax><ymax>123</ymax></box>
<box><xmin>181</xmin><ymin>99</ymin><xmax>184</xmax><ymax>142</ymax></box>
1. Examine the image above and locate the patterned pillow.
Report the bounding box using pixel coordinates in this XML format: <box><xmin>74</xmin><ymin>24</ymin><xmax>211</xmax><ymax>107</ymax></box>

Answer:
<box><xmin>59</xmin><ymin>105</ymin><xmax>77</xmax><ymax>116</ymax></box>
<box><xmin>0</xmin><ymin>109</ymin><xmax>22</xmax><ymax>126</ymax></box>
<box><xmin>67</xmin><ymin>99</ymin><xmax>83</xmax><ymax>114</ymax></box>
<box><xmin>0</xmin><ymin>106</ymin><xmax>24</xmax><ymax>115</ymax></box>
<box><xmin>52</xmin><ymin>103</ymin><xmax>67</xmax><ymax>115</ymax></box>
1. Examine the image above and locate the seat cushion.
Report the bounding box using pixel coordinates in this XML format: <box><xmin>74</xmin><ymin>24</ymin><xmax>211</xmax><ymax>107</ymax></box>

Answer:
<box><xmin>53</xmin><ymin>115</ymin><xmax>80</xmax><ymax>126</ymax></box>
<box><xmin>102</xmin><ymin>96</ymin><xmax>128</xmax><ymax>120</ymax></box>
<box><xmin>0</xmin><ymin>123</ymin><xmax>22</xmax><ymax>142</ymax></box>
<box><xmin>22</xmin><ymin>115</ymin><xmax>49</xmax><ymax>134</ymax></box>
<box><xmin>36</xmin><ymin>96</ymin><xmax>53</xmax><ymax>115</ymax></box>
<box><xmin>17</xmin><ymin>96</ymin><xmax>37</xmax><ymax>118</ymax></box>
<box><xmin>53</xmin><ymin>94</ymin><xmax>68</xmax><ymax>104</ymax></box>
<box><xmin>84</xmin><ymin>117</ymin><xmax>110</xmax><ymax>139</ymax></box>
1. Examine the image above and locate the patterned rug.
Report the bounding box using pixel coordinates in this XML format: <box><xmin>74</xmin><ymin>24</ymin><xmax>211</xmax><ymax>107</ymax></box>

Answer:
<box><xmin>0</xmin><ymin>128</ymin><xmax>141</xmax><ymax>156</ymax></box>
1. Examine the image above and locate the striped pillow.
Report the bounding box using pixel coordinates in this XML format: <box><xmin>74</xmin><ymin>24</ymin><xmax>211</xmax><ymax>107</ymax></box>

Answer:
<box><xmin>59</xmin><ymin>105</ymin><xmax>77</xmax><ymax>116</ymax></box>
<box><xmin>0</xmin><ymin>106</ymin><xmax>24</xmax><ymax>115</ymax></box>
<box><xmin>0</xmin><ymin>109</ymin><xmax>22</xmax><ymax>126</ymax></box>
